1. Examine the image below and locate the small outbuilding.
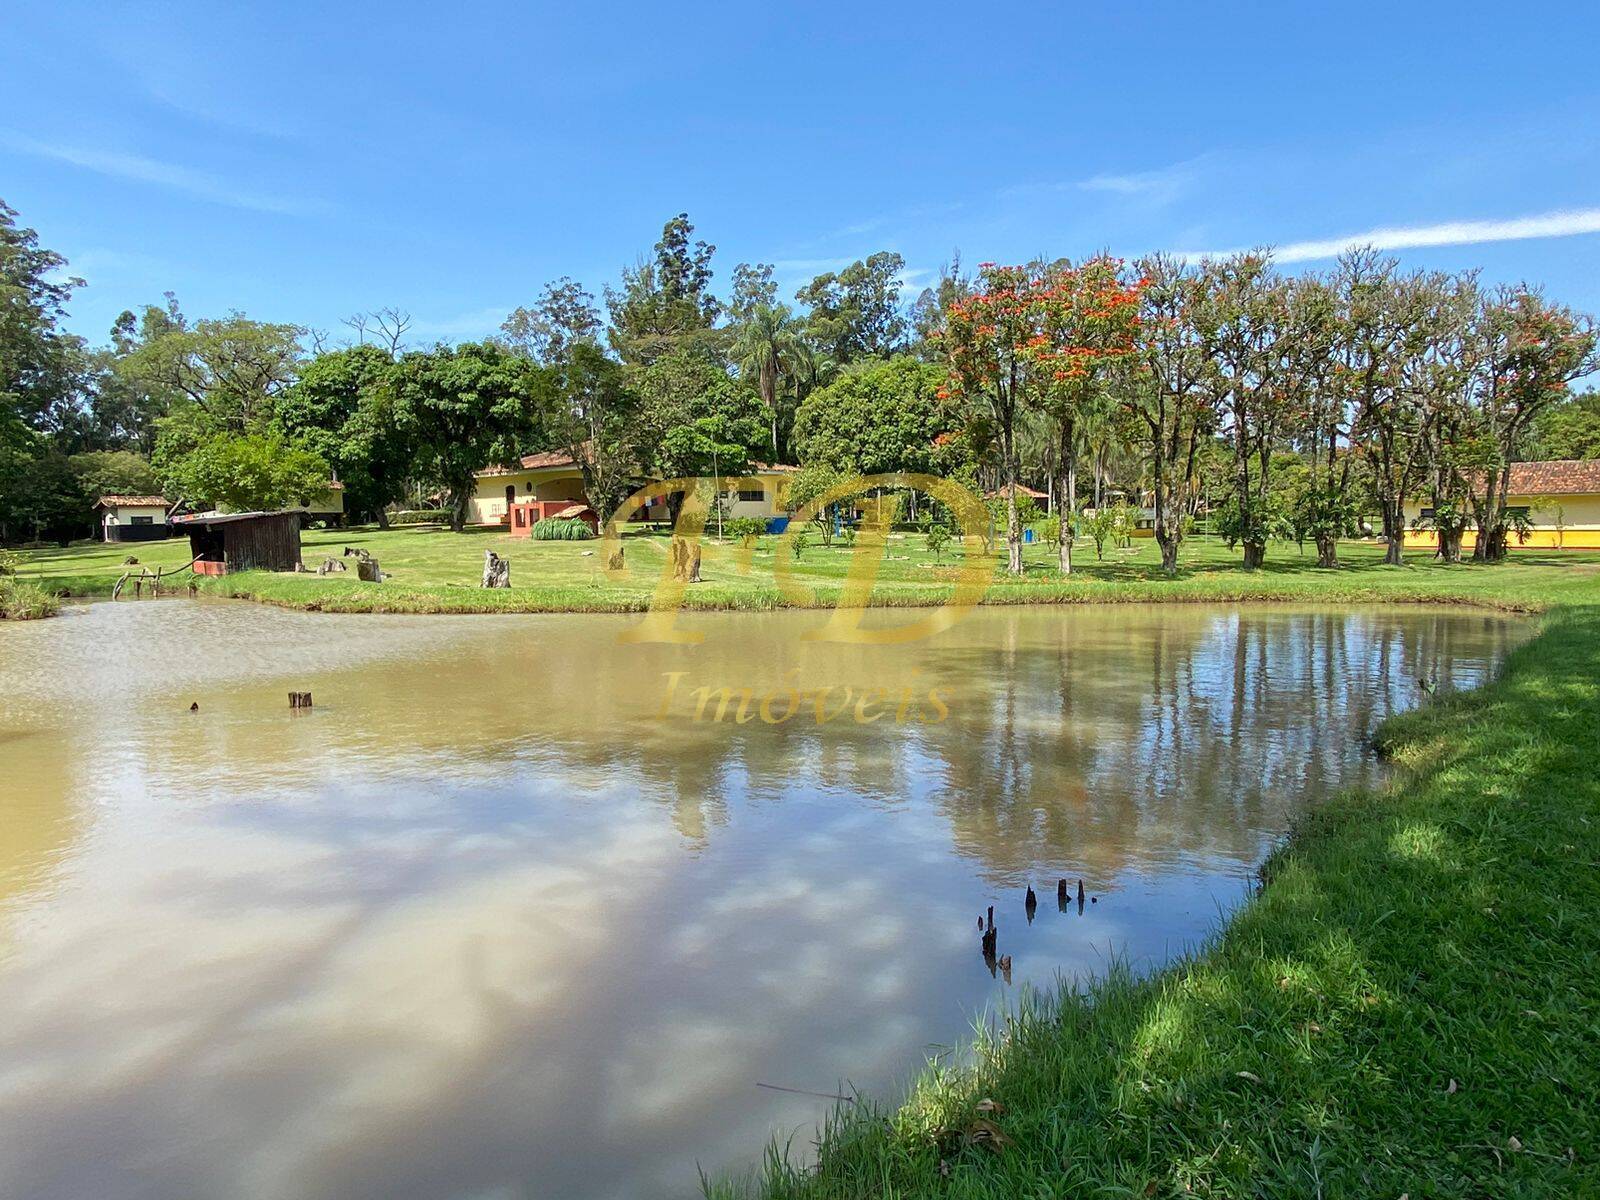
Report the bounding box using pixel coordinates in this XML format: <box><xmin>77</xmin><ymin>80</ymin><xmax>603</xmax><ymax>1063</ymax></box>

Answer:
<box><xmin>94</xmin><ymin>495</ymin><xmax>174</xmax><ymax>542</ymax></box>
<box><xmin>172</xmin><ymin>510</ymin><xmax>304</xmax><ymax>575</ymax></box>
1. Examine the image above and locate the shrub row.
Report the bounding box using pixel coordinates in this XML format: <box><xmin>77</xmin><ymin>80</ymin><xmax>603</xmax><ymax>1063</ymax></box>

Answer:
<box><xmin>530</xmin><ymin>517</ymin><xmax>595</xmax><ymax>541</ymax></box>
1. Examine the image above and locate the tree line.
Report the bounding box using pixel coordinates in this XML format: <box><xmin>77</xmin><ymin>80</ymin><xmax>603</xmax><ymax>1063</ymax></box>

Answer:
<box><xmin>3</xmin><ymin>196</ymin><xmax>1597</xmax><ymax>570</ymax></box>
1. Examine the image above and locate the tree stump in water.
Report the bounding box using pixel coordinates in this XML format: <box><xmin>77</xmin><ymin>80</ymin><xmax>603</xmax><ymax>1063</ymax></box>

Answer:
<box><xmin>482</xmin><ymin>550</ymin><xmax>511</xmax><ymax>588</ymax></box>
<box><xmin>356</xmin><ymin>557</ymin><xmax>382</xmax><ymax>583</ymax></box>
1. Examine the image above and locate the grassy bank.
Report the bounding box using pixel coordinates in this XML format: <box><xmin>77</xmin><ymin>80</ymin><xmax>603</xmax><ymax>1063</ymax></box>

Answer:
<box><xmin>0</xmin><ymin>576</ymin><xmax>60</xmax><ymax>619</ymax></box>
<box><xmin>711</xmin><ymin>603</ymin><xmax>1600</xmax><ymax>1199</ymax></box>
<box><xmin>15</xmin><ymin>526</ymin><xmax>1600</xmax><ymax>614</ymax></box>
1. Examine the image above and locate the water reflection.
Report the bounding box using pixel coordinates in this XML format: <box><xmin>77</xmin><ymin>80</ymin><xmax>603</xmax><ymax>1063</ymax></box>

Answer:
<box><xmin>0</xmin><ymin>600</ymin><xmax>1526</xmax><ymax>1200</ymax></box>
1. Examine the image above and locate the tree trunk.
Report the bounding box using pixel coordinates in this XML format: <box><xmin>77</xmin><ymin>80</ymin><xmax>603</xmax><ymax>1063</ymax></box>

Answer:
<box><xmin>1241</xmin><ymin>541</ymin><xmax>1266</xmax><ymax>570</ymax></box>
<box><xmin>1057</xmin><ymin>437</ymin><xmax>1076</xmax><ymax>575</ymax></box>
<box><xmin>1439</xmin><ymin>526</ymin><xmax>1464</xmax><ymax>564</ymax></box>
<box><xmin>451</xmin><ymin>488</ymin><xmax>469</xmax><ymax>533</ymax></box>
<box><xmin>1381</xmin><ymin>500</ymin><xmax>1405</xmax><ymax>565</ymax></box>
<box><xmin>375</xmin><ymin>508</ymin><xmax>390</xmax><ymax>530</ymax></box>
<box><xmin>1006</xmin><ymin>496</ymin><xmax>1023</xmax><ymax>574</ymax></box>
<box><xmin>1314</xmin><ymin>533</ymin><xmax>1339</xmax><ymax>569</ymax></box>
<box><xmin>1157</xmin><ymin>531</ymin><xmax>1180</xmax><ymax>573</ymax></box>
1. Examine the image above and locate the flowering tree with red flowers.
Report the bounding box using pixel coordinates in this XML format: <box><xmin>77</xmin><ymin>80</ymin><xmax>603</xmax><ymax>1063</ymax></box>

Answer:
<box><xmin>938</xmin><ymin>263</ymin><xmax>1043</xmax><ymax>574</ymax></box>
<box><xmin>939</xmin><ymin>261</ymin><xmax>1143</xmax><ymax>574</ymax></box>
<box><xmin>1029</xmin><ymin>256</ymin><xmax>1144</xmax><ymax>573</ymax></box>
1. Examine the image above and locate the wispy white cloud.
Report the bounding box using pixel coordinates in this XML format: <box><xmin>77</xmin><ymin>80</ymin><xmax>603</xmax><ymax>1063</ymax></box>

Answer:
<box><xmin>1004</xmin><ymin>157</ymin><xmax>1207</xmax><ymax>206</ymax></box>
<box><xmin>1175</xmin><ymin>206</ymin><xmax>1600</xmax><ymax>264</ymax></box>
<box><xmin>0</xmin><ymin>131</ymin><xmax>326</xmax><ymax>216</ymax></box>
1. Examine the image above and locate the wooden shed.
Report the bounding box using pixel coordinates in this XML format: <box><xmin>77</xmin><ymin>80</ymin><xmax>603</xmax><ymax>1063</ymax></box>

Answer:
<box><xmin>172</xmin><ymin>510</ymin><xmax>303</xmax><ymax>575</ymax></box>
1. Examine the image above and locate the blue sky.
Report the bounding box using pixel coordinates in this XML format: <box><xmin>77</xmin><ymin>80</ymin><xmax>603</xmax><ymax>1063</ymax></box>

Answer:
<box><xmin>4</xmin><ymin>1</ymin><xmax>1599</xmax><ymax>348</ymax></box>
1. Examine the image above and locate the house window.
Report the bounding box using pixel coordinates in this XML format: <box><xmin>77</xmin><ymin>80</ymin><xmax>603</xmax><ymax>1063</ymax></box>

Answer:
<box><xmin>1419</xmin><ymin>507</ymin><xmax>1436</xmax><ymax>519</ymax></box>
<box><xmin>737</xmin><ymin>487</ymin><xmax>764</xmax><ymax>502</ymax></box>
<box><xmin>130</xmin><ymin>515</ymin><xmax>154</xmax><ymax>526</ymax></box>
<box><xmin>1506</xmin><ymin>505</ymin><xmax>1530</xmax><ymax>518</ymax></box>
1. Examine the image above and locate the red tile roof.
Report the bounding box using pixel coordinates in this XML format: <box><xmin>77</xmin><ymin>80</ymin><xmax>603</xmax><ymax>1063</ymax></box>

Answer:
<box><xmin>476</xmin><ymin>450</ymin><xmax>577</xmax><ymax>477</ymax></box>
<box><xmin>1508</xmin><ymin>460</ymin><xmax>1600</xmax><ymax>496</ymax></box>
<box><xmin>94</xmin><ymin>495</ymin><xmax>170</xmax><ymax>508</ymax></box>
<box><xmin>986</xmin><ymin>483</ymin><xmax>1048</xmax><ymax>500</ymax></box>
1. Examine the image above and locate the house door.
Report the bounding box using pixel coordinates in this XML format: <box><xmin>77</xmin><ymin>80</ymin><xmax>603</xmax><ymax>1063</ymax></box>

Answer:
<box><xmin>505</xmin><ymin>484</ymin><xmax>516</xmax><ymax>513</ymax></box>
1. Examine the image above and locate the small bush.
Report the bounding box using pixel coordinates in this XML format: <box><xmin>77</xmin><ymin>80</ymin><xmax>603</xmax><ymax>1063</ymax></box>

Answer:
<box><xmin>790</xmin><ymin>531</ymin><xmax>810</xmax><ymax>560</ymax></box>
<box><xmin>726</xmin><ymin>517</ymin><xmax>768</xmax><ymax>546</ymax></box>
<box><xmin>0</xmin><ymin>548</ymin><xmax>21</xmax><ymax>576</ymax></box>
<box><xmin>530</xmin><ymin>517</ymin><xmax>595</xmax><ymax>541</ymax></box>
<box><xmin>0</xmin><ymin>577</ymin><xmax>59</xmax><ymax>620</ymax></box>
<box><xmin>390</xmin><ymin>509</ymin><xmax>451</xmax><ymax>525</ymax></box>
<box><xmin>925</xmin><ymin>525</ymin><xmax>952</xmax><ymax>561</ymax></box>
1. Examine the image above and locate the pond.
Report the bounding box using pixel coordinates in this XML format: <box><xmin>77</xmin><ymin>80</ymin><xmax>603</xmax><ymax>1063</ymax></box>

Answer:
<box><xmin>0</xmin><ymin>600</ymin><xmax>1528</xmax><ymax>1200</ymax></box>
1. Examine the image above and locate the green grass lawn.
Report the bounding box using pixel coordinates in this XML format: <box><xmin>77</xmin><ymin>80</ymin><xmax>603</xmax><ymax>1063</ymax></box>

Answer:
<box><xmin>16</xmin><ymin>524</ymin><xmax>1600</xmax><ymax>614</ymax></box>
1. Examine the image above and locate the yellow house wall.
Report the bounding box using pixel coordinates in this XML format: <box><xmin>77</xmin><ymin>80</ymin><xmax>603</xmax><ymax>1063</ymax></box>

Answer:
<box><xmin>722</xmin><ymin>473</ymin><xmax>791</xmax><ymax>519</ymax></box>
<box><xmin>306</xmin><ymin>487</ymin><xmax>344</xmax><ymax>515</ymax></box>
<box><xmin>469</xmin><ymin>467</ymin><xmax>678</xmax><ymax>524</ymax></box>
<box><xmin>1402</xmin><ymin>493</ymin><xmax>1600</xmax><ymax>550</ymax></box>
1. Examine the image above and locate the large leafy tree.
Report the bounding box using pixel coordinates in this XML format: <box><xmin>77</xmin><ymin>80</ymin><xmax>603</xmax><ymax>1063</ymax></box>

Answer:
<box><xmin>1341</xmin><ymin>252</ymin><xmax>1449</xmax><ymax>565</ymax></box>
<box><xmin>77</xmin><ymin>296</ymin><xmax>189</xmax><ymax>454</ymax></box>
<box><xmin>1531</xmin><ymin>389</ymin><xmax>1600</xmax><ymax>460</ymax></box>
<box><xmin>550</xmin><ymin>342</ymin><xmax>647</xmax><ymax>525</ymax></box>
<box><xmin>605</xmin><ymin>214</ymin><xmax>721</xmax><ymax>364</ymax></box>
<box><xmin>1280</xmin><ymin>275</ymin><xmax>1357</xmax><ymax>567</ymax></box>
<box><xmin>730</xmin><ymin>302</ymin><xmax>802</xmax><ymax>460</ymax></box>
<box><xmin>69</xmin><ymin>450</ymin><xmax>162</xmax><ymax>498</ymax></box>
<box><xmin>1030</xmin><ymin>257</ymin><xmax>1144</xmax><ymax>574</ymax></box>
<box><xmin>124</xmin><ymin>313</ymin><xmax>304</xmax><ymax>432</ymax></box>
<box><xmin>161</xmin><ymin>429</ymin><xmax>330</xmax><ymax>514</ymax></box>
<box><xmin>1120</xmin><ymin>253</ymin><xmax>1215</xmax><ymax>574</ymax></box>
<box><xmin>389</xmin><ymin>342</ymin><xmax>552</xmax><ymax>531</ymax></box>
<box><xmin>0</xmin><ymin>199</ymin><xmax>93</xmax><ymax>540</ymax></box>
<box><xmin>275</xmin><ymin>344</ymin><xmax>410</xmax><ymax>524</ymax></box>
<box><xmin>634</xmin><ymin>349</ymin><xmax>768</xmax><ymax>484</ymax></box>
<box><xmin>500</xmin><ymin>278</ymin><xmax>603</xmax><ymax>365</ymax></box>
<box><xmin>1467</xmin><ymin>288</ymin><xmax>1598</xmax><ymax>559</ymax></box>
<box><xmin>1191</xmin><ymin>252</ymin><xmax>1295</xmax><ymax>570</ymax></box>
<box><xmin>0</xmin><ymin>198</ymin><xmax>85</xmax><ymax>436</ymax></box>
<box><xmin>792</xmin><ymin>355</ymin><xmax>962</xmax><ymax>477</ymax></box>
<box><xmin>939</xmin><ymin>263</ymin><xmax>1050</xmax><ymax>575</ymax></box>
<box><xmin>796</xmin><ymin>251</ymin><xmax>908</xmax><ymax>362</ymax></box>
<box><xmin>725</xmin><ymin>262</ymin><xmax>778</xmax><ymax>324</ymax></box>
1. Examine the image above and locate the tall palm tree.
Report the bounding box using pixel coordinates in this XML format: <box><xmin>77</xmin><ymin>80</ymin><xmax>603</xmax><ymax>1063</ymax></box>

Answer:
<box><xmin>732</xmin><ymin>302</ymin><xmax>802</xmax><ymax>460</ymax></box>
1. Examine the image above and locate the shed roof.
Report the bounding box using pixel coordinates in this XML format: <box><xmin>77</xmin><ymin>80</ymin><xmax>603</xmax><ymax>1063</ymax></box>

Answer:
<box><xmin>1508</xmin><ymin>460</ymin><xmax>1600</xmax><ymax>496</ymax></box>
<box><xmin>171</xmin><ymin>509</ymin><xmax>302</xmax><ymax>527</ymax></box>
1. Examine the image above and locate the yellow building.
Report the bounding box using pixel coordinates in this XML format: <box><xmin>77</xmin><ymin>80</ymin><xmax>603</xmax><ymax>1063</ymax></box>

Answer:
<box><xmin>1403</xmin><ymin>460</ymin><xmax>1600</xmax><ymax>551</ymax></box>
<box><xmin>470</xmin><ymin>451</ymin><xmax>797</xmax><ymax>526</ymax></box>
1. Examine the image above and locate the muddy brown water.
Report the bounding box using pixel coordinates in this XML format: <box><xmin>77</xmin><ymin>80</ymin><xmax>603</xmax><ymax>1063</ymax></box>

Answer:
<box><xmin>0</xmin><ymin>600</ymin><xmax>1528</xmax><ymax>1200</ymax></box>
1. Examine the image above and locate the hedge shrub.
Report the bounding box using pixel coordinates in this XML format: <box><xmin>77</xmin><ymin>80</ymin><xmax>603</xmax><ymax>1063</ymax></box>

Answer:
<box><xmin>530</xmin><ymin>517</ymin><xmax>596</xmax><ymax>541</ymax></box>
